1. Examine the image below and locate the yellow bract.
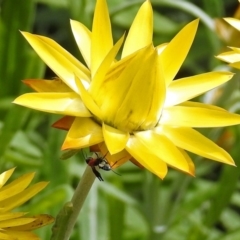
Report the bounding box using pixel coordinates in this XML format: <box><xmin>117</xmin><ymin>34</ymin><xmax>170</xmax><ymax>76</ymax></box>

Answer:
<box><xmin>14</xmin><ymin>0</ymin><xmax>240</xmax><ymax>179</ymax></box>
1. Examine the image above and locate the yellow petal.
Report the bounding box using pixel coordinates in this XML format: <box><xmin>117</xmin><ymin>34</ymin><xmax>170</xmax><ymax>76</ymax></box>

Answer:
<box><xmin>0</xmin><ymin>218</ymin><xmax>35</xmax><ymax>228</ymax></box>
<box><xmin>126</xmin><ymin>136</ymin><xmax>168</xmax><ymax>179</ymax></box>
<box><xmin>91</xmin><ymin>0</ymin><xmax>113</xmax><ymax>76</ymax></box>
<box><xmin>21</xmin><ymin>32</ymin><xmax>90</xmax><ymax>93</ymax></box>
<box><xmin>9</xmin><ymin>214</ymin><xmax>54</xmax><ymax>231</ymax></box>
<box><xmin>0</xmin><ymin>232</ymin><xmax>9</xmax><ymax>239</ymax></box>
<box><xmin>90</xmin><ymin>34</ymin><xmax>125</xmax><ymax>98</ymax></box>
<box><xmin>0</xmin><ymin>182</ymin><xmax>48</xmax><ymax>213</ymax></box>
<box><xmin>135</xmin><ymin>130</ymin><xmax>194</xmax><ymax>175</ymax></box>
<box><xmin>230</xmin><ymin>61</ymin><xmax>240</xmax><ymax>69</ymax></box>
<box><xmin>102</xmin><ymin>123</ymin><xmax>129</xmax><ymax>154</ymax></box>
<box><xmin>74</xmin><ymin>75</ymin><xmax>102</xmax><ymax>119</ymax></box>
<box><xmin>101</xmin><ymin>46</ymin><xmax>165</xmax><ymax>132</ymax></box>
<box><xmin>2</xmin><ymin>230</ymin><xmax>39</xmax><ymax>240</ymax></box>
<box><xmin>13</xmin><ymin>92</ymin><xmax>91</xmax><ymax>117</ymax></box>
<box><xmin>216</xmin><ymin>50</ymin><xmax>240</xmax><ymax>63</ymax></box>
<box><xmin>165</xmin><ymin>72</ymin><xmax>234</xmax><ymax>107</ymax></box>
<box><xmin>178</xmin><ymin>148</ymin><xmax>195</xmax><ymax>175</ymax></box>
<box><xmin>122</xmin><ymin>0</ymin><xmax>153</xmax><ymax>58</ymax></box>
<box><xmin>160</xmin><ymin>19</ymin><xmax>199</xmax><ymax>85</ymax></box>
<box><xmin>156</xmin><ymin>43</ymin><xmax>167</xmax><ymax>55</ymax></box>
<box><xmin>160</xmin><ymin>105</ymin><xmax>240</xmax><ymax>127</ymax></box>
<box><xmin>70</xmin><ymin>20</ymin><xmax>91</xmax><ymax>68</ymax></box>
<box><xmin>140</xmin><ymin>51</ymin><xmax>165</xmax><ymax>129</ymax></box>
<box><xmin>179</xmin><ymin>101</ymin><xmax>227</xmax><ymax>111</ymax></box>
<box><xmin>0</xmin><ymin>212</ymin><xmax>27</xmax><ymax>221</ymax></box>
<box><xmin>226</xmin><ymin>47</ymin><xmax>240</xmax><ymax>69</ymax></box>
<box><xmin>224</xmin><ymin>17</ymin><xmax>240</xmax><ymax>31</ymax></box>
<box><xmin>62</xmin><ymin>117</ymin><xmax>104</xmax><ymax>150</ymax></box>
<box><xmin>0</xmin><ymin>168</ymin><xmax>15</xmax><ymax>189</ymax></box>
<box><xmin>114</xmin><ymin>47</ymin><xmax>160</xmax><ymax>130</ymax></box>
<box><xmin>100</xmin><ymin>46</ymin><xmax>153</xmax><ymax>124</ymax></box>
<box><xmin>92</xmin><ymin>50</ymin><xmax>138</xmax><ymax>109</ymax></box>
<box><xmin>161</xmin><ymin>126</ymin><xmax>235</xmax><ymax>165</ymax></box>
<box><xmin>228</xmin><ymin>47</ymin><xmax>240</xmax><ymax>54</ymax></box>
<box><xmin>23</xmin><ymin>79</ymin><xmax>72</xmax><ymax>92</ymax></box>
<box><xmin>0</xmin><ymin>173</ymin><xmax>35</xmax><ymax>201</ymax></box>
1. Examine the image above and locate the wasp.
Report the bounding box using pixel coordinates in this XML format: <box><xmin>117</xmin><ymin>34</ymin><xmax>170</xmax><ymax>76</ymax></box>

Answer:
<box><xmin>86</xmin><ymin>152</ymin><xmax>119</xmax><ymax>181</ymax></box>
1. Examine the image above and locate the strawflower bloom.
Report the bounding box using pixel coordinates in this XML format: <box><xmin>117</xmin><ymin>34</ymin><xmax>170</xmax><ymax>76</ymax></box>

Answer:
<box><xmin>0</xmin><ymin>168</ymin><xmax>54</xmax><ymax>239</ymax></box>
<box><xmin>14</xmin><ymin>0</ymin><xmax>240</xmax><ymax>179</ymax></box>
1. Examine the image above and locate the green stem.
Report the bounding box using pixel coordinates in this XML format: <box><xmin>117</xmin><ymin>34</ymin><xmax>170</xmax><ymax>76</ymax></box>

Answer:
<box><xmin>110</xmin><ymin>0</ymin><xmax>214</xmax><ymax>31</ymax></box>
<box><xmin>51</xmin><ymin>166</ymin><xmax>95</xmax><ymax>240</ymax></box>
<box><xmin>151</xmin><ymin>0</ymin><xmax>214</xmax><ymax>31</ymax></box>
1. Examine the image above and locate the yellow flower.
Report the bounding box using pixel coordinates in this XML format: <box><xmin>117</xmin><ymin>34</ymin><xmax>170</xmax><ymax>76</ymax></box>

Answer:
<box><xmin>217</xmin><ymin>17</ymin><xmax>240</xmax><ymax>68</ymax></box>
<box><xmin>14</xmin><ymin>0</ymin><xmax>240</xmax><ymax>179</ymax></box>
<box><xmin>0</xmin><ymin>168</ymin><xmax>54</xmax><ymax>239</ymax></box>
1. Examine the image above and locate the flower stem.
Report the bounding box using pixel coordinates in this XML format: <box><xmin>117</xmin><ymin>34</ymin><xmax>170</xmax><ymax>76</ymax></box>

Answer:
<box><xmin>51</xmin><ymin>166</ymin><xmax>95</xmax><ymax>240</ymax></box>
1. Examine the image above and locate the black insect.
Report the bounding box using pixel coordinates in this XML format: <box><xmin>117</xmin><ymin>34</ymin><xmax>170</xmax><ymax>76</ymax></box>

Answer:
<box><xmin>86</xmin><ymin>152</ymin><xmax>119</xmax><ymax>181</ymax></box>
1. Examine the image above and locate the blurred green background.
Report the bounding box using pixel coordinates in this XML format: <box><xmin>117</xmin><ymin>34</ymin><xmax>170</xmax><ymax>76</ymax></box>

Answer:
<box><xmin>1</xmin><ymin>0</ymin><xmax>240</xmax><ymax>239</ymax></box>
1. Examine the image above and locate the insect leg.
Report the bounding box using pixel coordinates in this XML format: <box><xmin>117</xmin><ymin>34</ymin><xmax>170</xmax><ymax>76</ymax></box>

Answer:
<box><xmin>92</xmin><ymin>167</ymin><xmax>104</xmax><ymax>181</ymax></box>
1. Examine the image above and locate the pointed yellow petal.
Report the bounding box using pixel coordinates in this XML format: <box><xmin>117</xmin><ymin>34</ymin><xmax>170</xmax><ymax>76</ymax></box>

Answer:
<box><xmin>122</xmin><ymin>0</ymin><xmax>153</xmax><ymax>58</ymax></box>
<box><xmin>13</xmin><ymin>92</ymin><xmax>91</xmax><ymax>117</ymax></box>
<box><xmin>107</xmin><ymin>50</ymin><xmax>138</xmax><ymax>79</ymax></box>
<box><xmin>9</xmin><ymin>214</ymin><xmax>54</xmax><ymax>231</ymax></box>
<box><xmin>23</xmin><ymin>79</ymin><xmax>72</xmax><ymax>92</ymax></box>
<box><xmin>228</xmin><ymin>47</ymin><xmax>240</xmax><ymax>54</ymax></box>
<box><xmin>156</xmin><ymin>43</ymin><xmax>167</xmax><ymax>55</ymax></box>
<box><xmin>216</xmin><ymin>50</ymin><xmax>240</xmax><ymax>63</ymax></box>
<box><xmin>92</xmin><ymin>50</ymin><xmax>138</xmax><ymax>109</ymax></box>
<box><xmin>230</xmin><ymin>61</ymin><xmax>240</xmax><ymax>69</ymax></box>
<box><xmin>126</xmin><ymin>136</ymin><xmax>168</xmax><ymax>179</ymax></box>
<box><xmin>160</xmin><ymin>106</ymin><xmax>240</xmax><ymax>127</ymax></box>
<box><xmin>226</xmin><ymin>48</ymin><xmax>240</xmax><ymax>69</ymax></box>
<box><xmin>0</xmin><ymin>173</ymin><xmax>35</xmax><ymax>201</ymax></box>
<box><xmin>0</xmin><ymin>212</ymin><xmax>27</xmax><ymax>221</ymax></box>
<box><xmin>178</xmin><ymin>148</ymin><xmax>195</xmax><ymax>174</ymax></box>
<box><xmin>135</xmin><ymin>131</ymin><xmax>194</xmax><ymax>175</ymax></box>
<box><xmin>179</xmin><ymin>101</ymin><xmax>227</xmax><ymax>111</ymax></box>
<box><xmin>21</xmin><ymin>32</ymin><xmax>90</xmax><ymax>93</ymax></box>
<box><xmin>162</xmin><ymin>126</ymin><xmax>235</xmax><ymax>165</ymax></box>
<box><xmin>70</xmin><ymin>20</ymin><xmax>91</xmax><ymax>68</ymax></box>
<box><xmin>74</xmin><ymin>75</ymin><xmax>102</xmax><ymax>119</ymax></box>
<box><xmin>224</xmin><ymin>17</ymin><xmax>240</xmax><ymax>31</ymax></box>
<box><xmin>0</xmin><ymin>182</ymin><xmax>48</xmax><ymax>212</ymax></box>
<box><xmin>91</xmin><ymin>0</ymin><xmax>113</xmax><ymax>76</ymax></box>
<box><xmin>160</xmin><ymin>19</ymin><xmax>199</xmax><ymax>85</ymax></box>
<box><xmin>140</xmin><ymin>51</ymin><xmax>165</xmax><ymax>129</ymax></box>
<box><xmin>0</xmin><ymin>218</ymin><xmax>35</xmax><ymax>228</ymax></box>
<box><xmin>62</xmin><ymin>117</ymin><xmax>104</xmax><ymax>150</ymax></box>
<box><xmin>90</xmin><ymin>34</ymin><xmax>125</xmax><ymax>98</ymax></box>
<box><xmin>0</xmin><ymin>168</ymin><xmax>15</xmax><ymax>189</ymax></box>
<box><xmin>165</xmin><ymin>72</ymin><xmax>234</xmax><ymax>107</ymax></box>
<box><xmin>102</xmin><ymin>123</ymin><xmax>129</xmax><ymax>154</ymax></box>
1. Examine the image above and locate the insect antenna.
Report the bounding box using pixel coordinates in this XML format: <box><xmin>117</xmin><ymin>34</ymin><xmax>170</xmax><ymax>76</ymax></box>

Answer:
<box><xmin>111</xmin><ymin>169</ymin><xmax>121</xmax><ymax>176</ymax></box>
<box><xmin>110</xmin><ymin>161</ymin><xmax>121</xmax><ymax>176</ymax></box>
